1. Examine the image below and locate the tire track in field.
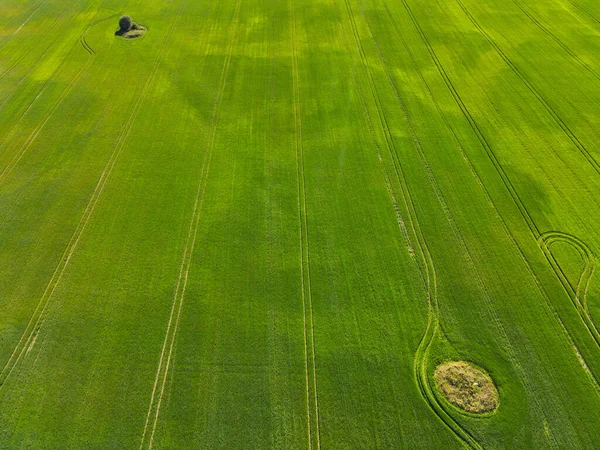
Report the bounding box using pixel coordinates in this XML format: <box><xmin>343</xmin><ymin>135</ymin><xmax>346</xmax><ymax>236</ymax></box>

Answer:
<box><xmin>78</xmin><ymin>2</ymin><xmax>115</xmax><ymax>57</ymax></box>
<box><xmin>0</xmin><ymin>5</ymin><xmax>177</xmax><ymax>388</ymax></box>
<box><xmin>539</xmin><ymin>232</ymin><xmax>600</xmax><ymax>343</ymax></box>
<box><xmin>0</xmin><ymin>0</ymin><xmax>48</xmax><ymax>52</ymax></box>
<box><xmin>0</xmin><ymin>1</ymin><xmax>27</xmax><ymax>32</ymax></box>
<box><xmin>379</xmin><ymin>2</ymin><xmax>592</xmax><ymax>437</ymax></box>
<box><xmin>0</xmin><ymin>32</ymin><xmax>62</xmax><ymax>112</ymax></box>
<box><xmin>290</xmin><ymin>0</ymin><xmax>321</xmax><ymax>448</ymax></box>
<box><xmin>138</xmin><ymin>1</ymin><xmax>241</xmax><ymax>448</ymax></box>
<box><xmin>563</xmin><ymin>0</ymin><xmax>600</xmax><ymax>29</ymax></box>
<box><xmin>355</xmin><ymin>0</ymin><xmax>567</xmax><ymax>442</ymax></box>
<box><xmin>450</xmin><ymin>0</ymin><xmax>600</xmax><ymax>354</ymax></box>
<box><xmin>342</xmin><ymin>0</ymin><xmax>481</xmax><ymax>447</ymax></box>
<box><xmin>0</xmin><ymin>82</ymin><xmax>111</xmax><ymax>232</ymax></box>
<box><xmin>509</xmin><ymin>0</ymin><xmax>600</xmax><ymax>82</ymax></box>
<box><xmin>396</xmin><ymin>0</ymin><xmax>600</xmax><ymax>391</ymax></box>
<box><xmin>335</xmin><ymin>5</ymin><xmax>421</xmax><ymax>445</ymax></box>
<box><xmin>0</xmin><ymin>62</ymin><xmax>90</xmax><ymax>184</ymax></box>
<box><xmin>346</xmin><ymin>55</ymin><xmax>421</xmax><ymax>276</ymax></box>
<box><xmin>453</xmin><ymin>0</ymin><xmax>600</xmax><ymax>177</ymax></box>
<box><xmin>0</xmin><ymin>0</ymin><xmax>89</xmax><ymax>148</ymax></box>
<box><xmin>0</xmin><ymin>0</ymin><xmax>78</xmax><ymax>81</ymax></box>
<box><xmin>0</xmin><ymin>5</ymin><xmax>118</xmax><ymax>185</ymax></box>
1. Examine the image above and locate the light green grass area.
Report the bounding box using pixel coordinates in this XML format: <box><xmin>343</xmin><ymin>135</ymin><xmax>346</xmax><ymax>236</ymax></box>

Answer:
<box><xmin>1</xmin><ymin>0</ymin><xmax>600</xmax><ymax>448</ymax></box>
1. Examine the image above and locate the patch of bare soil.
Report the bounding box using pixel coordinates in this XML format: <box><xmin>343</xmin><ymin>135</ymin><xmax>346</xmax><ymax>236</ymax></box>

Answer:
<box><xmin>434</xmin><ymin>361</ymin><xmax>499</xmax><ymax>414</ymax></box>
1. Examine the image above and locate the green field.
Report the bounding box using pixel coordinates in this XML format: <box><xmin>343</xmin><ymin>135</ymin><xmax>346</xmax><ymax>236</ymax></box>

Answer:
<box><xmin>1</xmin><ymin>0</ymin><xmax>600</xmax><ymax>447</ymax></box>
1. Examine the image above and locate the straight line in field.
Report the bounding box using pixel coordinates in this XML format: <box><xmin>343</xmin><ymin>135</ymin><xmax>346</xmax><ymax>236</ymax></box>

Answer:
<box><xmin>138</xmin><ymin>0</ymin><xmax>242</xmax><ymax>448</ymax></box>
<box><xmin>0</xmin><ymin>0</ymin><xmax>78</xmax><ymax>81</ymax></box>
<box><xmin>0</xmin><ymin>0</ymin><xmax>48</xmax><ymax>52</ymax></box>
<box><xmin>0</xmin><ymin>32</ymin><xmax>78</xmax><ymax>167</ymax></box>
<box><xmin>0</xmin><ymin>6</ymin><xmax>180</xmax><ymax>388</ymax></box>
<box><xmin>358</xmin><ymin>0</ymin><xmax>526</xmax><ymax>399</ymax></box>
<box><xmin>290</xmin><ymin>1</ymin><xmax>321</xmax><ymax>448</ymax></box>
<box><xmin>0</xmin><ymin>61</ymin><xmax>89</xmax><ymax>184</ymax></box>
<box><xmin>563</xmin><ymin>0</ymin><xmax>600</xmax><ymax>28</ymax></box>
<box><xmin>453</xmin><ymin>0</ymin><xmax>600</xmax><ymax>177</ymax></box>
<box><xmin>396</xmin><ymin>0</ymin><xmax>539</xmax><ymax>235</ymax></box>
<box><xmin>0</xmin><ymin>5</ymin><xmax>120</xmax><ymax>184</ymax></box>
<box><xmin>509</xmin><ymin>0</ymin><xmax>600</xmax><ymax>82</ymax></box>
<box><xmin>0</xmin><ymin>0</ymin><xmax>35</xmax><ymax>32</ymax></box>
<box><xmin>406</xmin><ymin>0</ymin><xmax>600</xmax><ymax>356</ymax></box>
<box><xmin>0</xmin><ymin>0</ymin><xmax>93</xmax><ymax>137</ymax></box>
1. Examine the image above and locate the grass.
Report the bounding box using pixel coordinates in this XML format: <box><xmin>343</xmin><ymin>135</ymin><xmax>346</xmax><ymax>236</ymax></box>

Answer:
<box><xmin>0</xmin><ymin>0</ymin><xmax>599</xmax><ymax>448</ymax></box>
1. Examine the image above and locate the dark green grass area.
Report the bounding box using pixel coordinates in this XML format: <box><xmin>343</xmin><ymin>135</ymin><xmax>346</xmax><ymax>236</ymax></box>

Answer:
<box><xmin>0</xmin><ymin>0</ymin><xmax>600</xmax><ymax>448</ymax></box>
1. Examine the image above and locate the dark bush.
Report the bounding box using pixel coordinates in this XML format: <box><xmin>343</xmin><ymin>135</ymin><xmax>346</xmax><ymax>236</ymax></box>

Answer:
<box><xmin>115</xmin><ymin>15</ymin><xmax>146</xmax><ymax>39</ymax></box>
<box><xmin>118</xmin><ymin>15</ymin><xmax>133</xmax><ymax>32</ymax></box>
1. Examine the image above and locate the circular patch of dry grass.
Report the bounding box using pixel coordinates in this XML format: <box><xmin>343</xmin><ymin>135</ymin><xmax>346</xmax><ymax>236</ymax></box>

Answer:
<box><xmin>434</xmin><ymin>361</ymin><xmax>499</xmax><ymax>414</ymax></box>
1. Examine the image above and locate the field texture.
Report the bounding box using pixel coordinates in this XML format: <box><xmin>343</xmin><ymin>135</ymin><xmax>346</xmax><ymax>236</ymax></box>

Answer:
<box><xmin>1</xmin><ymin>0</ymin><xmax>600</xmax><ymax>448</ymax></box>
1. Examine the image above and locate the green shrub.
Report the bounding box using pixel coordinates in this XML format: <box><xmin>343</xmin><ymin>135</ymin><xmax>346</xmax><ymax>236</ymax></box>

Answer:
<box><xmin>118</xmin><ymin>15</ymin><xmax>133</xmax><ymax>32</ymax></box>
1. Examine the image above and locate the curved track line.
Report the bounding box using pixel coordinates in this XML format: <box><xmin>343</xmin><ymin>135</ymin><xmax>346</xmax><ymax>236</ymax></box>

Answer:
<box><xmin>0</xmin><ymin>7</ymin><xmax>169</xmax><ymax>388</ymax></box>
<box><xmin>359</xmin><ymin>0</ymin><xmax>511</xmax><ymax>438</ymax></box>
<box><xmin>138</xmin><ymin>1</ymin><xmax>242</xmax><ymax>448</ymax></box>
<box><xmin>539</xmin><ymin>231</ymin><xmax>599</xmax><ymax>342</ymax></box>
<box><xmin>397</xmin><ymin>0</ymin><xmax>600</xmax><ymax>393</ymax></box>
<box><xmin>291</xmin><ymin>0</ymin><xmax>321</xmax><ymax>447</ymax></box>
<box><xmin>342</xmin><ymin>0</ymin><xmax>480</xmax><ymax>447</ymax></box>
<box><xmin>356</xmin><ymin>0</ymin><xmax>567</xmax><ymax>442</ymax></box>
<box><xmin>378</xmin><ymin>2</ymin><xmax>590</xmax><ymax>436</ymax></box>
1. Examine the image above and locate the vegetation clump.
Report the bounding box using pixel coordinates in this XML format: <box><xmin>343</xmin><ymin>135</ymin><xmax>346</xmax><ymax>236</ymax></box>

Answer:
<box><xmin>434</xmin><ymin>361</ymin><xmax>499</xmax><ymax>414</ymax></box>
<box><xmin>115</xmin><ymin>15</ymin><xmax>146</xmax><ymax>39</ymax></box>
<box><xmin>119</xmin><ymin>15</ymin><xmax>132</xmax><ymax>32</ymax></box>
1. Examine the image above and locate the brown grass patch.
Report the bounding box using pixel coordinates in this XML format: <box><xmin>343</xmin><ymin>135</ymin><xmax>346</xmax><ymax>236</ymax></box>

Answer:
<box><xmin>434</xmin><ymin>361</ymin><xmax>499</xmax><ymax>414</ymax></box>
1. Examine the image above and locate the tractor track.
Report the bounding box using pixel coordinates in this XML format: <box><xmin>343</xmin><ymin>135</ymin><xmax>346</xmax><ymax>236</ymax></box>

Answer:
<box><xmin>342</xmin><ymin>0</ymin><xmax>481</xmax><ymax>447</ymax></box>
<box><xmin>539</xmin><ymin>232</ymin><xmax>600</xmax><ymax>344</ymax></box>
<box><xmin>0</xmin><ymin>4</ymin><xmax>172</xmax><ymax>389</ymax></box>
<box><xmin>0</xmin><ymin>6</ymin><xmax>120</xmax><ymax>185</ymax></box>
<box><xmin>563</xmin><ymin>0</ymin><xmax>600</xmax><ymax>29</ymax></box>
<box><xmin>0</xmin><ymin>0</ymin><xmax>48</xmax><ymax>53</ymax></box>
<box><xmin>509</xmin><ymin>0</ymin><xmax>600</xmax><ymax>82</ymax></box>
<box><xmin>0</xmin><ymin>0</ymin><xmax>79</xmax><ymax>81</ymax></box>
<box><xmin>358</xmin><ymin>0</ymin><xmax>567</xmax><ymax>439</ymax></box>
<box><xmin>395</xmin><ymin>0</ymin><xmax>600</xmax><ymax>391</ymax></box>
<box><xmin>378</xmin><ymin>0</ymin><xmax>592</xmax><ymax>436</ymax></box>
<box><xmin>139</xmin><ymin>0</ymin><xmax>242</xmax><ymax>447</ymax></box>
<box><xmin>453</xmin><ymin>0</ymin><xmax>600</xmax><ymax>178</ymax></box>
<box><xmin>291</xmin><ymin>0</ymin><xmax>321</xmax><ymax>447</ymax></box>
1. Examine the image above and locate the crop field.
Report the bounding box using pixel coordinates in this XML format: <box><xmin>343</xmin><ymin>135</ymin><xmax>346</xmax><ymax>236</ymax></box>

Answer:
<box><xmin>1</xmin><ymin>0</ymin><xmax>600</xmax><ymax>448</ymax></box>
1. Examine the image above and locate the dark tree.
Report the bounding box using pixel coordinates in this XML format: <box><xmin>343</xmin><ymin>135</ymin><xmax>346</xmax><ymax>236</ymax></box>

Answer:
<box><xmin>118</xmin><ymin>15</ymin><xmax>133</xmax><ymax>32</ymax></box>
